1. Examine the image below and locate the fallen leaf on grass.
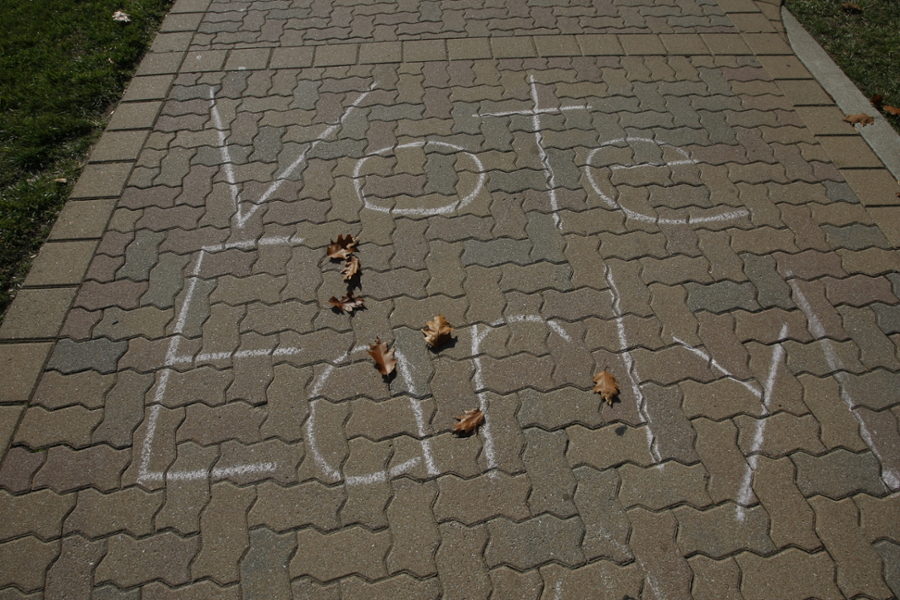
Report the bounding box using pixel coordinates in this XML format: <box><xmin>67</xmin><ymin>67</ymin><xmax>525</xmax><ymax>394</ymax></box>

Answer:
<box><xmin>328</xmin><ymin>292</ymin><xmax>364</xmax><ymax>313</ymax></box>
<box><xmin>871</xmin><ymin>94</ymin><xmax>884</xmax><ymax>109</ymax></box>
<box><xmin>842</xmin><ymin>2</ymin><xmax>862</xmax><ymax>13</ymax></box>
<box><xmin>453</xmin><ymin>409</ymin><xmax>484</xmax><ymax>435</ymax></box>
<box><xmin>341</xmin><ymin>255</ymin><xmax>360</xmax><ymax>281</ymax></box>
<box><xmin>884</xmin><ymin>105</ymin><xmax>900</xmax><ymax>116</ymax></box>
<box><xmin>422</xmin><ymin>315</ymin><xmax>453</xmax><ymax>348</ymax></box>
<box><xmin>368</xmin><ymin>338</ymin><xmax>397</xmax><ymax>376</ymax></box>
<box><xmin>327</xmin><ymin>234</ymin><xmax>358</xmax><ymax>260</ymax></box>
<box><xmin>843</xmin><ymin>113</ymin><xmax>874</xmax><ymax>126</ymax></box>
<box><xmin>112</xmin><ymin>10</ymin><xmax>131</xmax><ymax>21</ymax></box>
<box><xmin>592</xmin><ymin>371</ymin><xmax>619</xmax><ymax>406</ymax></box>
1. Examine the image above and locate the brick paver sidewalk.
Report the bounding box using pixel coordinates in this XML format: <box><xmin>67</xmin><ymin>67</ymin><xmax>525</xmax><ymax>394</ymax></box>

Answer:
<box><xmin>2</xmin><ymin>0</ymin><xmax>900</xmax><ymax>597</ymax></box>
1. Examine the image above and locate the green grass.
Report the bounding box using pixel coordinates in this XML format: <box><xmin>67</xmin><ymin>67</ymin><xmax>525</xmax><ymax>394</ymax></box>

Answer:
<box><xmin>0</xmin><ymin>0</ymin><xmax>172</xmax><ymax>319</ymax></box>
<box><xmin>785</xmin><ymin>0</ymin><xmax>900</xmax><ymax>133</ymax></box>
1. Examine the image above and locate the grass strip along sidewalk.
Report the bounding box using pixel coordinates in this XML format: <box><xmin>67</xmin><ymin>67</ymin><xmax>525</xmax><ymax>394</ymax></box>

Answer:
<box><xmin>786</xmin><ymin>0</ymin><xmax>900</xmax><ymax>133</ymax></box>
<box><xmin>0</xmin><ymin>0</ymin><xmax>171</xmax><ymax>320</ymax></box>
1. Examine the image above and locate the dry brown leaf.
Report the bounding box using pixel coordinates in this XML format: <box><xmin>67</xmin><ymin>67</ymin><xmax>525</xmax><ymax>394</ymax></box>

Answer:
<box><xmin>592</xmin><ymin>371</ymin><xmax>619</xmax><ymax>406</ymax></box>
<box><xmin>422</xmin><ymin>315</ymin><xmax>453</xmax><ymax>348</ymax></box>
<box><xmin>367</xmin><ymin>338</ymin><xmax>397</xmax><ymax>376</ymax></box>
<box><xmin>843</xmin><ymin>113</ymin><xmax>874</xmax><ymax>126</ymax></box>
<box><xmin>871</xmin><ymin>94</ymin><xmax>884</xmax><ymax>109</ymax></box>
<box><xmin>342</xmin><ymin>255</ymin><xmax>361</xmax><ymax>281</ymax></box>
<box><xmin>884</xmin><ymin>105</ymin><xmax>900</xmax><ymax>116</ymax></box>
<box><xmin>328</xmin><ymin>292</ymin><xmax>364</xmax><ymax>313</ymax></box>
<box><xmin>327</xmin><ymin>234</ymin><xmax>358</xmax><ymax>260</ymax></box>
<box><xmin>453</xmin><ymin>408</ymin><xmax>484</xmax><ymax>435</ymax></box>
<box><xmin>842</xmin><ymin>2</ymin><xmax>862</xmax><ymax>13</ymax></box>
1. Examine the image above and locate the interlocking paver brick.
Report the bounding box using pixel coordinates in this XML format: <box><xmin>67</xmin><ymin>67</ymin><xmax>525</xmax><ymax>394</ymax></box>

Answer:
<box><xmin>340</xmin><ymin>437</ymin><xmax>392</xmax><ymax>529</ymax></box>
<box><xmin>45</xmin><ymin>534</ymin><xmax>105</xmax><ymax>600</ymax></box>
<box><xmin>689</xmin><ymin>555</ymin><xmax>744</xmax><ymax>600</ymax></box>
<box><xmin>692</xmin><ymin>416</ymin><xmax>755</xmax><ymax>504</ymax></box>
<box><xmin>810</xmin><ymin>496</ymin><xmax>893</xmax><ymax>599</ymax></box>
<box><xmin>685</xmin><ymin>280</ymin><xmax>760</xmax><ymax>313</ymax></box>
<box><xmin>798</xmin><ymin>373</ymin><xmax>866</xmax><ymax>451</ymax></box>
<box><xmin>839</xmin><ymin>369</ymin><xmax>900</xmax><ymax>411</ymax></box>
<box><xmin>488</xmin><ymin>567</ymin><xmax>542</xmax><ymax>600</ymax></box>
<box><xmin>541</xmin><ymin>561</ymin><xmax>644</xmax><ymax>599</ymax></box>
<box><xmin>874</xmin><ymin>541</ymin><xmax>900</xmax><ymax>598</ymax></box>
<box><xmin>385</xmin><ymin>478</ymin><xmax>439</xmax><ymax>576</ymax></box>
<box><xmin>14</xmin><ymin>405</ymin><xmax>102</xmax><ymax>450</ymax></box>
<box><xmin>0</xmin><ymin>489</ymin><xmax>75</xmax><ymax>541</ymax></box>
<box><xmin>793</xmin><ymin>449</ymin><xmax>887</xmax><ymax>498</ymax></box>
<box><xmin>649</xmin><ymin>283</ymin><xmax>700</xmax><ymax>345</ymax></box>
<box><xmin>215</xmin><ymin>439</ymin><xmax>303</xmax><ymax>486</ymax></box>
<box><xmin>249</xmin><ymin>480</ymin><xmax>343</xmax><ymax>533</ymax></box>
<box><xmin>64</xmin><ymin>487</ymin><xmax>163</xmax><ymax>539</ymax></box>
<box><xmin>839</xmin><ymin>306</ymin><xmax>900</xmax><ymax>370</ymax></box>
<box><xmin>855</xmin><ymin>407</ymin><xmax>900</xmax><ymax>490</ymax></box>
<box><xmin>746</xmin><ymin>341</ymin><xmax>808</xmax><ymax>414</ymax></box>
<box><xmin>855</xmin><ymin>492</ymin><xmax>900</xmax><ymax>545</ymax></box>
<box><xmin>784</xmin><ymin>338</ymin><xmax>866</xmax><ymax>377</ymax></box>
<box><xmin>485</xmin><ymin>514</ymin><xmax>584</xmax><ymax>569</ymax></box>
<box><xmin>434</xmin><ymin>473</ymin><xmax>531</xmax><ymax>525</ymax></box>
<box><xmin>751</xmin><ymin>455</ymin><xmax>821</xmax><ymax>551</ymax></box>
<box><xmin>681</xmin><ymin>376</ymin><xmax>764</xmax><ymax>421</ymax></box>
<box><xmin>192</xmin><ymin>481</ymin><xmax>255</xmax><ymax>584</ymax></box>
<box><xmin>0</xmin><ymin>447</ymin><xmax>46</xmax><ymax>494</ymax></box>
<box><xmin>572</xmin><ymin>467</ymin><xmax>633</xmax><ymax>563</ymax></box>
<box><xmin>618</xmin><ymin>461</ymin><xmax>711</xmax><ymax>509</ymax></box>
<box><xmin>641</xmin><ymin>382</ymin><xmax>699</xmax><ymax>463</ymax></box>
<box><xmin>435</xmin><ymin>521</ymin><xmax>490</xmax><ymax>600</ymax></box>
<box><xmin>628</xmin><ymin>508</ymin><xmax>693</xmax><ymax>600</ymax></box>
<box><xmin>142</xmin><ymin>580</ymin><xmax>240</xmax><ymax>600</ymax></box>
<box><xmin>95</xmin><ymin>532</ymin><xmax>199</xmax><ymax>588</ymax></box>
<box><xmin>73</xmin><ymin>280</ymin><xmax>149</xmax><ymax>315</ymax></box>
<box><xmin>697</xmin><ymin>229</ymin><xmax>746</xmax><ymax>282</ymax></box>
<box><xmin>522</xmin><ymin>428</ymin><xmax>577</xmax><ymax>518</ymax></box>
<box><xmin>341</xmin><ymin>574</ymin><xmax>440</xmax><ymax>600</ymax></box>
<box><xmin>156</xmin><ymin>442</ymin><xmax>218</xmax><ymax>535</ymax></box>
<box><xmin>736</xmin><ymin>549</ymin><xmax>842</xmax><ymax>600</ymax></box>
<box><xmin>291</xmin><ymin>527</ymin><xmax>389</xmax><ymax>582</ymax></box>
<box><xmin>176</xmin><ymin>401</ymin><xmax>264</xmax><ymax>445</ymax></box>
<box><xmin>735</xmin><ymin>412</ymin><xmax>825</xmax><ymax>457</ymax></box>
<box><xmin>515</xmin><ymin>388</ymin><xmax>598</xmax><ymax>431</ymax></box>
<box><xmin>33</xmin><ymin>444</ymin><xmax>130</xmax><ymax>493</ymax></box>
<box><xmin>123</xmin><ymin>411</ymin><xmax>180</xmax><ymax>494</ymax></box>
<box><xmin>0</xmin><ymin>535</ymin><xmax>60</xmax><ymax>593</ymax></box>
<box><xmin>240</xmin><ymin>527</ymin><xmax>295</xmax><ymax>600</ymax></box>
<box><xmin>676</xmin><ymin>502</ymin><xmax>775</xmax><ymax>558</ymax></box>
<box><xmin>566</xmin><ymin>424</ymin><xmax>654</xmax><ymax>469</ymax></box>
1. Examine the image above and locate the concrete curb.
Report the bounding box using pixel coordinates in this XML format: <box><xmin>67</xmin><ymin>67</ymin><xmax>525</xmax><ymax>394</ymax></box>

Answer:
<box><xmin>782</xmin><ymin>5</ymin><xmax>900</xmax><ymax>180</ymax></box>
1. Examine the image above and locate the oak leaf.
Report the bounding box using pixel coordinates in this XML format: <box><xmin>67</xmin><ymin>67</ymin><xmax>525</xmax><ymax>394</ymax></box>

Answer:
<box><xmin>328</xmin><ymin>292</ymin><xmax>364</xmax><ymax>313</ymax></box>
<box><xmin>422</xmin><ymin>315</ymin><xmax>453</xmax><ymax>348</ymax></box>
<box><xmin>342</xmin><ymin>255</ymin><xmax>361</xmax><ymax>281</ymax></box>
<box><xmin>592</xmin><ymin>371</ymin><xmax>619</xmax><ymax>406</ymax></box>
<box><xmin>327</xmin><ymin>234</ymin><xmax>358</xmax><ymax>260</ymax></box>
<box><xmin>843</xmin><ymin>113</ymin><xmax>874</xmax><ymax>126</ymax></box>
<box><xmin>453</xmin><ymin>408</ymin><xmax>484</xmax><ymax>435</ymax></box>
<box><xmin>871</xmin><ymin>94</ymin><xmax>884</xmax><ymax>109</ymax></box>
<box><xmin>884</xmin><ymin>105</ymin><xmax>900</xmax><ymax>116</ymax></box>
<box><xmin>367</xmin><ymin>338</ymin><xmax>397</xmax><ymax>376</ymax></box>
